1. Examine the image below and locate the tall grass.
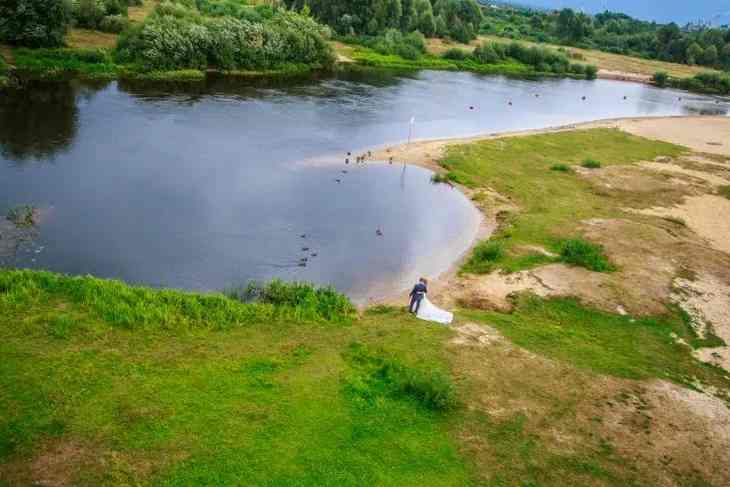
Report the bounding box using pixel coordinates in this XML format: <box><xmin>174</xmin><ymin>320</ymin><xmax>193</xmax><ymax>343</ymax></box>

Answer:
<box><xmin>558</xmin><ymin>238</ymin><xmax>614</xmax><ymax>272</ymax></box>
<box><xmin>463</xmin><ymin>240</ymin><xmax>504</xmax><ymax>274</ymax></box>
<box><xmin>343</xmin><ymin>343</ymin><xmax>457</xmax><ymax>411</ymax></box>
<box><xmin>227</xmin><ymin>279</ymin><xmax>355</xmax><ymax>322</ymax></box>
<box><xmin>0</xmin><ymin>270</ymin><xmax>355</xmax><ymax>329</ymax></box>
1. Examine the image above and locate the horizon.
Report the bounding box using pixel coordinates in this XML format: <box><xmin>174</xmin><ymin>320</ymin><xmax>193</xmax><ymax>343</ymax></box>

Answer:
<box><xmin>498</xmin><ymin>0</ymin><xmax>730</xmax><ymax>25</ymax></box>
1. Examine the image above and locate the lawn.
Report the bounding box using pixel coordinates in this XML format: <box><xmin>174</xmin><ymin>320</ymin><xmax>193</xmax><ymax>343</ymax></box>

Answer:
<box><xmin>441</xmin><ymin>128</ymin><xmax>686</xmax><ymax>272</ymax></box>
<box><xmin>0</xmin><ymin>271</ymin><xmax>466</xmax><ymax>485</ymax></box>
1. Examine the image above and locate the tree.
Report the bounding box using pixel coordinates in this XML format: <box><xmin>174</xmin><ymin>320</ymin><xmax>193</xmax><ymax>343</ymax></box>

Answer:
<box><xmin>556</xmin><ymin>8</ymin><xmax>591</xmax><ymax>42</ymax></box>
<box><xmin>722</xmin><ymin>43</ymin><xmax>730</xmax><ymax>67</ymax></box>
<box><xmin>0</xmin><ymin>0</ymin><xmax>71</xmax><ymax>47</ymax></box>
<box><xmin>701</xmin><ymin>44</ymin><xmax>718</xmax><ymax>66</ymax></box>
<box><xmin>686</xmin><ymin>42</ymin><xmax>704</xmax><ymax>65</ymax></box>
<box><xmin>434</xmin><ymin>14</ymin><xmax>447</xmax><ymax>37</ymax></box>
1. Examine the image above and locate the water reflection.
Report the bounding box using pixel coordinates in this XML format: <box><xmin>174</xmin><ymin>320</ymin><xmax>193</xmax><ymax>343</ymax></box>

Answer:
<box><xmin>0</xmin><ymin>79</ymin><xmax>108</xmax><ymax>163</ymax></box>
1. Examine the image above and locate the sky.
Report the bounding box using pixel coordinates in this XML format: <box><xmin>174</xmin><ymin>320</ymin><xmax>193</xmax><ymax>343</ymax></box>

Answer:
<box><xmin>510</xmin><ymin>0</ymin><xmax>730</xmax><ymax>25</ymax></box>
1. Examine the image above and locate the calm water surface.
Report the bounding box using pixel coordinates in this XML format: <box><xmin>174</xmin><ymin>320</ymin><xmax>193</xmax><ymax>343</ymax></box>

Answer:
<box><xmin>1</xmin><ymin>70</ymin><xmax>727</xmax><ymax>301</ymax></box>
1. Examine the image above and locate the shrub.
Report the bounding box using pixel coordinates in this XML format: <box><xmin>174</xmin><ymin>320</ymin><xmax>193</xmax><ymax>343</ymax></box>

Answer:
<box><xmin>464</xmin><ymin>240</ymin><xmax>504</xmax><ymax>273</ymax></box>
<box><xmin>227</xmin><ymin>279</ymin><xmax>355</xmax><ymax>322</ymax></box>
<box><xmin>473</xmin><ymin>42</ymin><xmax>502</xmax><ymax>64</ymax></box>
<box><xmin>550</xmin><ymin>163</ymin><xmax>571</xmax><ymax>172</ymax></box>
<box><xmin>442</xmin><ymin>48</ymin><xmax>469</xmax><ymax>61</ymax></box>
<box><xmin>0</xmin><ymin>0</ymin><xmax>71</xmax><ymax>48</ymax></box>
<box><xmin>558</xmin><ymin>238</ymin><xmax>614</xmax><ymax>272</ymax></box>
<box><xmin>117</xmin><ymin>8</ymin><xmax>334</xmax><ymax>71</ymax></box>
<box><xmin>371</xmin><ymin>28</ymin><xmax>426</xmax><ymax>60</ymax></box>
<box><xmin>653</xmin><ymin>71</ymin><xmax>669</xmax><ymax>87</ymax></box>
<box><xmin>99</xmin><ymin>14</ymin><xmax>129</xmax><ymax>33</ymax></box>
<box><xmin>73</xmin><ymin>0</ymin><xmax>108</xmax><ymax>29</ymax></box>
<box><xmin>584</xmin><ymin>64</ymin><xmax>598</xmax><ymax>79</ymax></box>
<box><xmin>581</xmin><ymin>158</ymin><xmax>601</xmax><ymax>169</ymax></box>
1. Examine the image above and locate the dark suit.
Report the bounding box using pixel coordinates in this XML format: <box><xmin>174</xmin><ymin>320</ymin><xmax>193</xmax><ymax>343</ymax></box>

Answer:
<box><xmin>409</xmin><ymin>282</ymin><xmax>427</xmax><ymax>314</ymax></box>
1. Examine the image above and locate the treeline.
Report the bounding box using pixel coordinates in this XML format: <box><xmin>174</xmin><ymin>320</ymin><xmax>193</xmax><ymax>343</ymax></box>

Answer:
<box><xmin>283</xmin><ymin>0</ymin><xmax>483</xmax><ymax>43</ymax></box>
<box><xmin>481</xmin><ymin>6</ymin><xmax>730</xmax><ymax>70</ymax></box>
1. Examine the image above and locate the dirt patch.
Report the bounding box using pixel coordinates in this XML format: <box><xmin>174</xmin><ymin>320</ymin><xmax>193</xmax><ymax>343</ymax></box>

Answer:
<box><xmin>65</xmin><ymin>29</ymin><xmax>118</xmax><ymax>49</ymax></box>
<box><xmin>0</xmin><ymin>440</ymin><xmax>98</xmax><ymax>486</ymax></box>
<box><xmin>619</xmin><ymin>117</ymin><xmax>730</xmax><ymax>157</ymax></box>
<box><xmin>673</xmin><ymin>274</ymin><xmax>730</xmax><ymax>370</ymax></box>
<box><xmin>450</xmin><ymin>322</ymin><xmax>730</xmax><ymax>486</ymax></box>
<box><xmin>598</xmin><ymin>69</ymin><xmax>652</xmax><ymax>84</ymax></box>
<box><xmin>129</xmin><ymin>0</ymin><xmax>158</xmax><ymax>23</ymax></box>
<box><xmin>637</xmin><ymin>195</ymin><xmax>730</xmax><ymax>255</ymax></box>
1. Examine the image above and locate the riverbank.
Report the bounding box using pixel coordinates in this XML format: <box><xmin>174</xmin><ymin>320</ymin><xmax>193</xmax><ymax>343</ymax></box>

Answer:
<box><xmin>4</xmin><ymin>115</ymin><xmax>730</xmax><ymax>485</ymax></box>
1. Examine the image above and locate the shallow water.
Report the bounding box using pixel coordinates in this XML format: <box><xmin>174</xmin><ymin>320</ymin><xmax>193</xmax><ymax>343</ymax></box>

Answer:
<box><xmin>0</xmin><ymin>70</ymin><xmax>727</xmax><ymax>301</ymax></box>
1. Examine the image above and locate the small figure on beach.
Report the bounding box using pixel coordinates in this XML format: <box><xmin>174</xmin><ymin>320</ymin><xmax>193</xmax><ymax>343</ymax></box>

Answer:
<box><xmin>408</xmin><ymin>277</ymin><xmax>454</xmax><ymax>324</ymax></box>
<box><xmin>409</xmin><ymin>278</ymin><xmax>428</xmax><ymax>314</ymax></box>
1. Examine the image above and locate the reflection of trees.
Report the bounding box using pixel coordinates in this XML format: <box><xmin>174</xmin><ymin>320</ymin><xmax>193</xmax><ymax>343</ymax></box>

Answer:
<box><xmin>0</xmin><ymin>80</ymin><xmax>107</xmax><ymax>162</ymax></box>
<box><xmin>117</xmin><ymin>66</ymin><xmax>406</xmax><ymax>102</ymax></box>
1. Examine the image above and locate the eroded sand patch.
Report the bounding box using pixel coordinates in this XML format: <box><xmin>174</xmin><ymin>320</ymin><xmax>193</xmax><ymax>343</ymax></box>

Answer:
<box><xmin>637</xmin><ymin>195</ymin><xmax>730</xmax><ymax>255</ymax></box>
<box><xmin>618</xmin><ymin>116</ymin><xmax>730</xmax><ymax>157</ymax></box>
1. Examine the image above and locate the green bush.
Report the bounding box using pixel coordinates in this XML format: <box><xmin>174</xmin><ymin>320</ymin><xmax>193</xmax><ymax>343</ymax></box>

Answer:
<box><xmin>116</xmin><ymin>7</ymin><xmax>335</xmax><ymax>71</ymax></box>
<box><xmin>584</xmin><ymin>64</ymin><xmax>598</xmax><ymax>79</ymax></box>
<box><xmin>99</xmin><ymin>14</ymin><xmax>129</xmax><ymax>33</ymax></box>
<box><xmin>227</xmin><ymin>279</ymin><xmax>355</xmax><ymax>323</ymax></box>
<box><xmin>442</xmin><ymin>48</ymin><xmax>469</xmax><ymax>61</ymax></box>
<box><xmin>464</xmin><ymin>240</ymin><xmax>504</xmax><ymax>273</ymax></box>
<box><xmin>550</xmin><ymin>163</ymin><xmax>571</xmax><ymax>172</ymax></box>
<box><xmin>558</xmin><ymin>238</ymin><xmax>614</xmax><ymax>272</ymax></box>
<box><xmin>581</xmin><ymin>158</ymin><xmax>601</xmax><ymax>169</ymax></box>
<box><xmin>717</xmin><ymin>185</ymin><xmax>730</xmax><ymax>200</ymax></box>
<box><xmin>653</xmin><ymin>71</ymin><xmax>669</xmax><ymax>87</ymax></box>
<box><xmin>370</xmin><ymin>29</ymin><xmax>426</xmax><ymax>60</ymax></box>
<box><xmin>0</xmin><ymin>0</ymin><xmax>71</xmax><ymax>47</ymax></box>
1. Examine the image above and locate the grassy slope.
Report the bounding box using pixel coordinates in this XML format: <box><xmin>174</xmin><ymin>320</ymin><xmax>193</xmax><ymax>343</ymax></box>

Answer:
<box><xmin>0</xmin><ymin>271</ymin><xmax>466</xmax><ymax>485</ymax></box>
<box><xmin>442</xmin><ymin>128</ymin><xmax>685</xmax><ymax>273</ymax></box>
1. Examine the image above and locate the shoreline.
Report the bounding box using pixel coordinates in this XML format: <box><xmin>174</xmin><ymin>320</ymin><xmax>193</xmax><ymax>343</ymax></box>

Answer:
<box><xmin>362</xmin><ymin>114</ymin><xmax>730</xmax><ymax>308</ymax></box>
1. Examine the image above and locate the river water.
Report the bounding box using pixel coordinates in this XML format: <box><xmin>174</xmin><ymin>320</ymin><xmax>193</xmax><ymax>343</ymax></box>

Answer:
<box><xmin>0</xmin><ymin>69</ymin><xmax>727</xmax><ymax>302</ymax></box>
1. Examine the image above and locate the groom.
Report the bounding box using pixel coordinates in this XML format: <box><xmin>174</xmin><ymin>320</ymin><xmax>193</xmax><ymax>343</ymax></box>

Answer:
<box><xmin>409</xmin><ymin>278</ymin><xmax>428</xmax><ymax>314</ymax></box>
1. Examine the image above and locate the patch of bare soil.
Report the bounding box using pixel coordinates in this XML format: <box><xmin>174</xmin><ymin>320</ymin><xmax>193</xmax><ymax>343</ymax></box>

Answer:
<box><xmin>637</xmin><ymin>195</ymin><xmax>730</xmax><ymax>255</ymax></box>
<box><xmin>449</xmin><ymin>323</ymin><xmax>730</xmax><ymax>486</ymax></box>
<box><xmin>673</xmin><ymin>274</ymin><xmax>730</xmax><ymax>371</ymax></box>
<box><xmin>0</xmin><ymin>440</ymin><xmax>98</xmax><ymax>486</ymax></box>
<box><xmin>618</xmin><ymin>117</ymin><xmax>730</xmax><ymax>157</ymax></box>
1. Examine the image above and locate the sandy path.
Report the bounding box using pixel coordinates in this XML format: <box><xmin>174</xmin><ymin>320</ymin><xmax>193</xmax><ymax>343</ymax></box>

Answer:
<box><xmin>620</xmin><ymin>117</ymin><xmax>730</xmax><ymax>157</ymax></box>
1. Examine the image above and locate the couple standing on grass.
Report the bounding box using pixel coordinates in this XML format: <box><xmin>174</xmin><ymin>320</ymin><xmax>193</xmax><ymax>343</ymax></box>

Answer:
<box><xmin>408</xmin><ymin>277</ymin><xmax>453</xmax><ymax>324</ymax></box>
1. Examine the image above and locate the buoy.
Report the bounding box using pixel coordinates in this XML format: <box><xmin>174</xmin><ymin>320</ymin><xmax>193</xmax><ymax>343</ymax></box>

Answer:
<box><xmin>469</xmin><ymin>106</ymin><xmax>474</xmax><ymax>110</ymax></box>
<box><xmin>335</xmin><ymin>179</ymin><xmax>341</xmax><ymax>183</ymax></box>
<box><xmin>300</xmin><ymin>234</ymin><xmax>307</xmax><ymax>238</ymax></box>
<box><xmin>302</xmin><ymin>247</ymin><xmax>309</xmax><ymax>251</ymax></box>
<box><xmin>581</xmin><ymin>96</ymin><xmax>586</xmax><ymax>100</ymax></box>
<box><xmin>508</xmin><ymin>101</ymin><xmax>513</xmax><ymax>106</ymax></box>
<box><xmin>376</xmin><ymin>229</ymin><xmax>383</xmax><ymax>236</ymax></box>
<box><xmin>345</xmin><ymin>158</ymin><xmax>349</xmax><ymax>164</ymax></box>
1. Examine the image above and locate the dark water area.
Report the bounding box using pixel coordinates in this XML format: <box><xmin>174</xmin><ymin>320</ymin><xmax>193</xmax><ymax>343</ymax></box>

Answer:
<box><xmin>0</xmin><ymin>69</ymin><xmax>728</xmax><ymax>302</ymax></box>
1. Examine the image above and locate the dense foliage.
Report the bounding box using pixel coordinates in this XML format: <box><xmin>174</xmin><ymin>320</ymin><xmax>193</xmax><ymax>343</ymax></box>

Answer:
<box><xmin>0</xmin><ymin>0</ymin><xmax>72</xmax><ymax>47</ymax></box>
<box><xmin>471</xmin><ymin>40</ymin><xmax>596</xmax><ymax>77</ymax></box>
<box><xmin>663</xmin><ymin>71</ymin><xmax>730</xmax><ymax>95</ymax></box>
<box><xmin>71</xmin><ymin>0</ymin><xmax>141</xmax><ymax>33</ymax></box>
<box><xmin>481</xmin><ymin>5</ymin><xmax>730</xmax><ymax>70</ymax></box>
<box><xmin>284</xmin><ymin>0</ymin><xmax>483</xmax><ymax>43</ymax></box>
<box><xmin>116</xmin><ymin>1</ymin><xmax>335</xmax><ymax>71</ymax></box>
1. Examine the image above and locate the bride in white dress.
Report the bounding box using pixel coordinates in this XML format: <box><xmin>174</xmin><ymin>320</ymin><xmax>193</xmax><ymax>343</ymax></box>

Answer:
<box><xmin>416</xmin><ymin>294</ymin><xmax>453</xmax><ymax>325</ymax></box>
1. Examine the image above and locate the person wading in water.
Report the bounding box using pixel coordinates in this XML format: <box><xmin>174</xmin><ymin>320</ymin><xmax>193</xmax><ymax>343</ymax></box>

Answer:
<box><xmin>409</xmin><ymin>278</ymin><xmax>428</xmax><ymax>314</ymax></box>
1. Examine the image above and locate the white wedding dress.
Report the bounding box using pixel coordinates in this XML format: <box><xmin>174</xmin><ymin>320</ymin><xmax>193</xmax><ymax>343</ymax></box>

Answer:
<box><xmin>416</xmin><ymin>295</ymin><xmax>453</xmax><ymax>325</ymax></box>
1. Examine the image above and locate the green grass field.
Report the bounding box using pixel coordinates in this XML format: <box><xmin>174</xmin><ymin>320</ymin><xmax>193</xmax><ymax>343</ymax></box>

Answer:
<box><xmin>444</xmin><ymin>128</ymin><xmax>686</xmax><ymax>273</ymax></box>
